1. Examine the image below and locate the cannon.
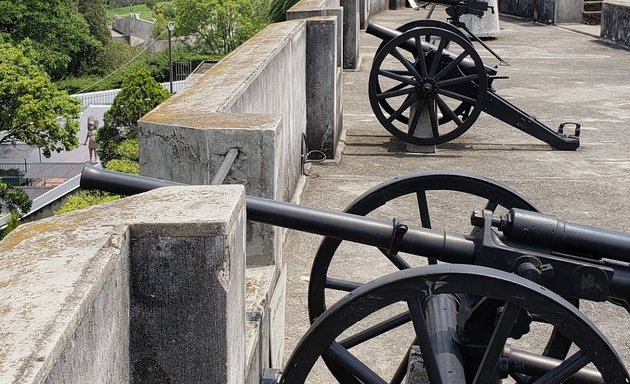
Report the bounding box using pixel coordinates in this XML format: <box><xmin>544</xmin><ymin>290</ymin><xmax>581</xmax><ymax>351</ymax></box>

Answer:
<box><xmin>80</xmin><ymin>166</ymin><xmax>630</xmax><ymax>383</ymax></box>
<box><xmin>365</xmin><ymin>18</ymin><xmax>581</xmax><ymax>150</ymax></box>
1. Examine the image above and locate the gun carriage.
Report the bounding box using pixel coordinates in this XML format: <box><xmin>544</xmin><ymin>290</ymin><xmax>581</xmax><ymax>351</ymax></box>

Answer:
<box><xmin>365</xmin><ymin>0</ymin><xmax>581</xmax><ymax>150</ymax></box>
<box><xmin>81</xmin><ymin>166</ymin><xmax>630</xmax><ymax>383</ymax></box>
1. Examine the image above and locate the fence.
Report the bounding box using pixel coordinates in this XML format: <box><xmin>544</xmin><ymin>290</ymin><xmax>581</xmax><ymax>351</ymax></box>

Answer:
<box><xmin>71</xmin><ymin>80</ymin><xmax>188</xmax><ymax>110</ymax></box>
<box><xmin>0</xmin><ymin>161</ymin><xmax>28</xmax><ymax>186</ymax></box>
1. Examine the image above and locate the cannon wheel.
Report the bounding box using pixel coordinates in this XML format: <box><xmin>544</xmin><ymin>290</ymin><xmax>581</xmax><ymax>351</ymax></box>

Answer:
<box><xmin>284</xmin><ymin>265</ymin><xmax>630</xmax><ymax>383</ymax></box>
<box><xmin>375</xmin><ymin>20</ymin><xmax>473</xmax><ymax>127</ymax></box>
<box><xmin>307</xmin><ymin>171</ymin><xmax>577</xmax><ymax>379</ymax></box>
<box><xmin>369</xmin><ymin>26</ymin><xmax>488</xmax><ymax>145</ymax></box>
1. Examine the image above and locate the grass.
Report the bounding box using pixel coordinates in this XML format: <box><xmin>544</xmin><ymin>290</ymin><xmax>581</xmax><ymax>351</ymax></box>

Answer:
<box><xmin>106</xmin><ymin>2</ymin><xmax>171</xmax><ymax>21</ymax></box>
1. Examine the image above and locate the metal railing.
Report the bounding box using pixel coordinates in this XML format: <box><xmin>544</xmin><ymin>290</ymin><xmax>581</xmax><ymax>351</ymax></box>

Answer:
<box><xmin>71</xmin><ymin>81</ymin><xmax>189</xmax><ymax>110</ymax></box>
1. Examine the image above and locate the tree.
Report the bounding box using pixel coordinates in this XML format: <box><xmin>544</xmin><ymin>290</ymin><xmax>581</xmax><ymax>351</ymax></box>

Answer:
<box><xmin>78</xmin><ymin>0</ymin><xmax>111</xmax><ymax>46</ymax></box>
<box><xmin>98</xmin><ymin>68</ymin><xmax>170</xmax><ymax>161</ymax></box>
<box><xmin>0</xmin><ymin>0</ymin><xmax>98</xmax><ymax>79</ymax></box>
<box><xmin>0</xmin><ymin>42</ymin><xmax>81</xmax><ymax>157</ymax></box>
<box><xmin>174</xmin><ymin>0</ymin><xmax>270</xmax><ymax>55</ymax></box>
<box><xmin>0</xmin><ymin>181</ymin><xmax>31</xmax><ymax>239</ymax></box>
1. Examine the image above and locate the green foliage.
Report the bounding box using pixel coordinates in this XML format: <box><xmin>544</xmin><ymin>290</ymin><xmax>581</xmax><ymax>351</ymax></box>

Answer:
<box><xmin>98</xmin><ymin>68</ymin><xmax>170</xmax><ymax>161</ymax></box>
<box><xmin>79</xmin><ymin>0</ymin><xmax>112</xmax><ymax>46</ymax></box>
<box><xmin>0</xmin><ymin>181</ymin><xmax>31</xmax><ymax>214</ymax></box>
<box><xmin>152</xmin><ymin>2</ymin><xmax>177</xmax><ymax>38</ymax></box>
<box><xmin>269</xmin><ymin>0</ymin><xmax>297</xmax><ymax>22</ymax></box>
<box><xmin>115</xmin><ymin>138</ymin><xmax>140</xmax><ymax>161</ymax></box>
<box><xmin>174</xmin><ymin>0</ymin><xmax>270</xmax><ymax>55</ymax></box>
<box><xmin>146</xmin><ymin>0</ymin><xmax>159</xmax><ymax>9</ymax></box>
<box><xmin>57</xmin><ymin>43</ymin><xmax>151</xmax><ymax>93</ymax></box>
<box><xmin>2</xmin><ymin>210</ymin><xmax>21</xmax><ymax>239</ymax></box>
<box><xmin>0</xmin><ymin>0</ymin><xmax>99</xmax><ymax>80</ymax></box>
<box><xmin>104</xmin><ymin>159</ymin><xmax>141</xmax><ymax>174</ymax></box>
<box><xmin>54</xmin><ymin>191</ymin><xmax>120</xmax><ymax>215</ymax></box>
<box><xmin>0</xmin><ymin>42</ymin><xmax>81</xmax><ymax>157</ymax></box>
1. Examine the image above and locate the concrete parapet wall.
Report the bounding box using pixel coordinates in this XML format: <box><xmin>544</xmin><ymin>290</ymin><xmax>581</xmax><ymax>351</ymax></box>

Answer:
<box><xmin>0</xmin><ymin>186</ymin><xmax>247</xmax><ymax>383</ymax></box>
<box><xmin>361</xmin><ymin>0</ymin><xmax>389</xmax><ymax>28</ymax></box>
<box><xmin>601</xmin><ymin>0</ymin><xmax>630</xmax><ymax>48</ymax></box>
<box><xmin>140</xmin><ymin>21</ymin><xmax>307</xmax><ymax>266</ymax></box>
<box><xmin>499</xmin><ymin>0</ymin><xmax>583</xmax><ymax>23</ymax></box>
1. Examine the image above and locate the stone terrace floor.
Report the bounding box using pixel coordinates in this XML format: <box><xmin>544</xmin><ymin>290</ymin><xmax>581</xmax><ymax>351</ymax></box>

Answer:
<box><xmin>281</xmin><ymin>7</ymin><xmax>630</xmax><ymax>383</ymax></box>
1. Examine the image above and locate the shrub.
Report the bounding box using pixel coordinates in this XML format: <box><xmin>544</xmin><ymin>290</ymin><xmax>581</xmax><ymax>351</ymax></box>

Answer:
<box><xmin>105</xmin><ymin>159</ymin><xmax>141</xmax><ymax>174</ymax></box>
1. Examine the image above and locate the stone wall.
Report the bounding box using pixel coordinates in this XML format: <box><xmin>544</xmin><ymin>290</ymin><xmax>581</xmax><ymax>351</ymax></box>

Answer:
<box><xmin>139</xmin><ymin>21</ymin><xmax>307</xmax><ymax>268</ymax></box>
<box><xmin>0</xmin><ymin>186</ymin><xmax>247</xmax><ymax>383</ymax></box>
<box><xmin>499</xmin><ymin>0</ymin><xmax>583</xmax><ymax>23</ymax></box>
<box><xmin>601</xmin><ymin>0</ymin><xmax>630</xmax><ymax>48</ymax></box>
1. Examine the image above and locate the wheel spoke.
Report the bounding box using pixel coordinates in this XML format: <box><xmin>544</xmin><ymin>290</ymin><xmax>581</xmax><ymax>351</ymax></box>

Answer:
<box><xmin>434</xmin><ymin>51</ymin><xmax>469</xmax><ymax>81</ymax></box>
<box><xmin>437</xmin><ymin>89</ymin><xmax>477</xmax><ymax>105</ymax></box>
<box><xmin>407</xmin><ymin>98</ymin><xmax>426</xmax><ymax>137</ymax></box>
<box><xmin>377</xmin><ymin>86</ymin><xmax>416</xmax><ymax>100</ymax></box>
<box><xmin>326</xmin><ymin>277</ymin><xmax>363</xmax><ymax>292</ymax></box>
<box><xmin>473</xmin><ymin>302</ymin><xmax>521</xmax><ymax>384</ymax></box>
<box><xmin>427</xmin><ymin>99</ymin><xmax>439</xmax><ymax>137</ymax></box>
<box><xmin>414</xmin><ymin>36</ymin><xmax>428</xmax><ymax>77</ymax></box>
<box><xmin>340</xmin><ymin>312</ymin><xmax>412</xmax><ymax>349</ymax></box>
<box><xmin>429</xmin><ymin>38</ymin><xmax>449</xmax><ymax>76</ymax></box>
<box><xmin>325</xmin><ymin>342</ymin><xmax>388</xmax><ymax>384</ymax></box>
<box><xmin>416</xmin><ymin>190</ymin><xmax>438</xmax><ymax>264</ymax></box>
<box><xmin>531</xmin><ymin>351</ymin><xmax>591</xmax><ymax>384</ymax></box>
<box><xmin>382</xmin><ymin>250</ymin><xmax>412</xmax><ymax>269</ymax></box>
<box><xmin>379</xmin><ymin>69</ymin><xmax>417</xmax><ymax>86</ymax></box>
<box><xmin>408</xmin><ymin>298</ymin><xmax>444</xmax><ymax>384</ymax></box>
<box><xmin>435</xmin><ymin>94</ymin><xmax>463</xmax><ymax>127</ymax></box>
<box><xmin>416</xmin><ymin>191</ymin><xmax>432</xmax><ymax>229</ymax></box>
<box><xmin>438</xmin><ymin>74</ymin><xmax>480</xmax><ymax>88</ymax></box>
<box><xmin>386</xmin><ymin>94</ymin><xmax>418</xmax><ymax>123</ymax></box>
<box><xmin>390</xmin><ymin>47</ymin><xmax>423</xmax><ymax>81</ymax></box>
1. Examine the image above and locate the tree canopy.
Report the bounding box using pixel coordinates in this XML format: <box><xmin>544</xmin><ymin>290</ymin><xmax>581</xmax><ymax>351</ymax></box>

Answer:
<box><xmin>0</xmin><ymin>42</ymin><xmax>81</xmax><ymax>157</ymax></box>
<box><xmin>98</xmin><ymin>68</ymin><xmax>170</xmax><ymax>161</ymax></box>
<box><xmin>0</xmin><ymin>0</ymin><xmax>98</xmax><ymax>79</ymax></box>
<box><xmin>174</xmin><ymin>0</ymin><xmax>269</xmax><ymax>55</ymax></box>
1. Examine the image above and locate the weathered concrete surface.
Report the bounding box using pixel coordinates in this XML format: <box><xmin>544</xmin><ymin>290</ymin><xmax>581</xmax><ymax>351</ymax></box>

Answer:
<box><xmin>287</xmin><ymin>0</ymin><xmax>344</xmax><ymax>68</ymax></box>
<box><xmin>140</xmin><ymin>21</ymin><xmax>307</xmax><ymax>267</ymax></box>
<box><xmin>0</xmin><ymin>185</ymin><xmax>246</xmax><ymax>383</ymax></box>
<box><xmin>305</xmin><ymin>18</ymin><xmax>340</xmax><ymax>159</ymax></box>
<box><xmin>341</xmin><ymin>0</ymin><xmax>361</xmax><ymax>68</ymax></box>
<box><xmin>601</xmin><ymin>0</ymin><xmax>630</xmax><ymax>49</ymax></box>
<box><xmin>461</xmin><ymin>0</ymin><xmax>500</xmax><ymax>37</ymax></box>
<box><xmin>283</xmin><ymin>7</ymin><xmax>630</xmax><ymax>381</ymax></box>
<box><xmin>555</xmin><ymin>0</ymin><xmax>584</xmax><ymax>22</ymax></box>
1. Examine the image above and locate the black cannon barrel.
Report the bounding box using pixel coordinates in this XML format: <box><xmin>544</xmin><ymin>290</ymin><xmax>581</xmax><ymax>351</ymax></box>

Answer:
<box><xmin>503</xmin><ymin>208</ymin><xmax>630</xmax><ymax>264</ymax></box>
<box><xmin>365</xmin><ymin>22</ymin><xmax>497</xmax><ymax>76</ymax></box>
<box><xmin>80</xmin><ymin>166</ymin><xmax>476</xmax><ymax>264</ymax></box>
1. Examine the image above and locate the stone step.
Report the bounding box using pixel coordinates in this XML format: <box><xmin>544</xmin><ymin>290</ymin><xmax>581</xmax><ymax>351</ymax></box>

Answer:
<box><xmin>584</xmin><ymin>0</ymin><xmax>602</xmax><ymax>12</ymax></box>
<box><xmin>583</xmin><ymin>11</ymin><xmax>601</xmax><ymax>24</ymax></box>
<box><xmin>583</xmin><ymin>10</ymin><xmax>601</xmax><ymax>25</ymax></box>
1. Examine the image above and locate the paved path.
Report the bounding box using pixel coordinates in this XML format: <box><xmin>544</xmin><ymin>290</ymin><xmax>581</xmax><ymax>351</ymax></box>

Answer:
<box><xmin>283</xmin><ymin>8</ymin><xmax>630</xmax><ymax>382</ymax></box>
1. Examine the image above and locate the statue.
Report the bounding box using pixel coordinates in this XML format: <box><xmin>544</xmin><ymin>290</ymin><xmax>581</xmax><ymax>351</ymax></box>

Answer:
<box><xmin>84</xmin><ymin>116</ymin><xmax>99</xmax><ymax>163</ymax></box>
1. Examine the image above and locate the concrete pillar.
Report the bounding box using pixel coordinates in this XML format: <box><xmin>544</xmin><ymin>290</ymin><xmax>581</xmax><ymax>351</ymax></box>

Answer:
<box><xmin>305</xmin><ymin>17</ymin><xmax>339</xmax><ymax>159</ymax></box>
<box><xmin>129</xmin><ymin>186</ymin><xmax>247</xmax><ymax>384</ymax></box>
<box><xmin>0</xmin><ymin>186</ymin><xmax>246</xmax><ymax>384</ymax></box>
<box><xmin>340</xmin><ymin>0</ymin><xmax>360</xmax><ymax>68</ymax></box>
<box><xmin>461</xmin><ymin>0</ymin><xmax>500</xmax><ymax>38</ymax></box>
<box><xmin>406</xmin><ymin>100</ymin><xmax>437</xmax><ymax>153</ymax></box>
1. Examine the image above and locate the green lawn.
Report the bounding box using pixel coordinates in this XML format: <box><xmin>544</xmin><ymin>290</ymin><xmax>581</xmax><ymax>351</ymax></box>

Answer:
<box><xmin>107</xmin><ymin>2</ymin><xmax>171</xmax><ymax>21</ymax></box>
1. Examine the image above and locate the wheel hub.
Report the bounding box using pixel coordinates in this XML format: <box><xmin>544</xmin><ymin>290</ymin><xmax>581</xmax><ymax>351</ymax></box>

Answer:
<box><xmin>418</xmin><ymin>77</ymin><xmax>438</xmax><ymax>96</ymax></box>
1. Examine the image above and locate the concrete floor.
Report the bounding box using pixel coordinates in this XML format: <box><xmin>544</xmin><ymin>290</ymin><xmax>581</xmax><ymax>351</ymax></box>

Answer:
<box><xmin>282</xmin><ymin>8</ymin><xmax>630</xmax><ymax>382</ymax></box>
